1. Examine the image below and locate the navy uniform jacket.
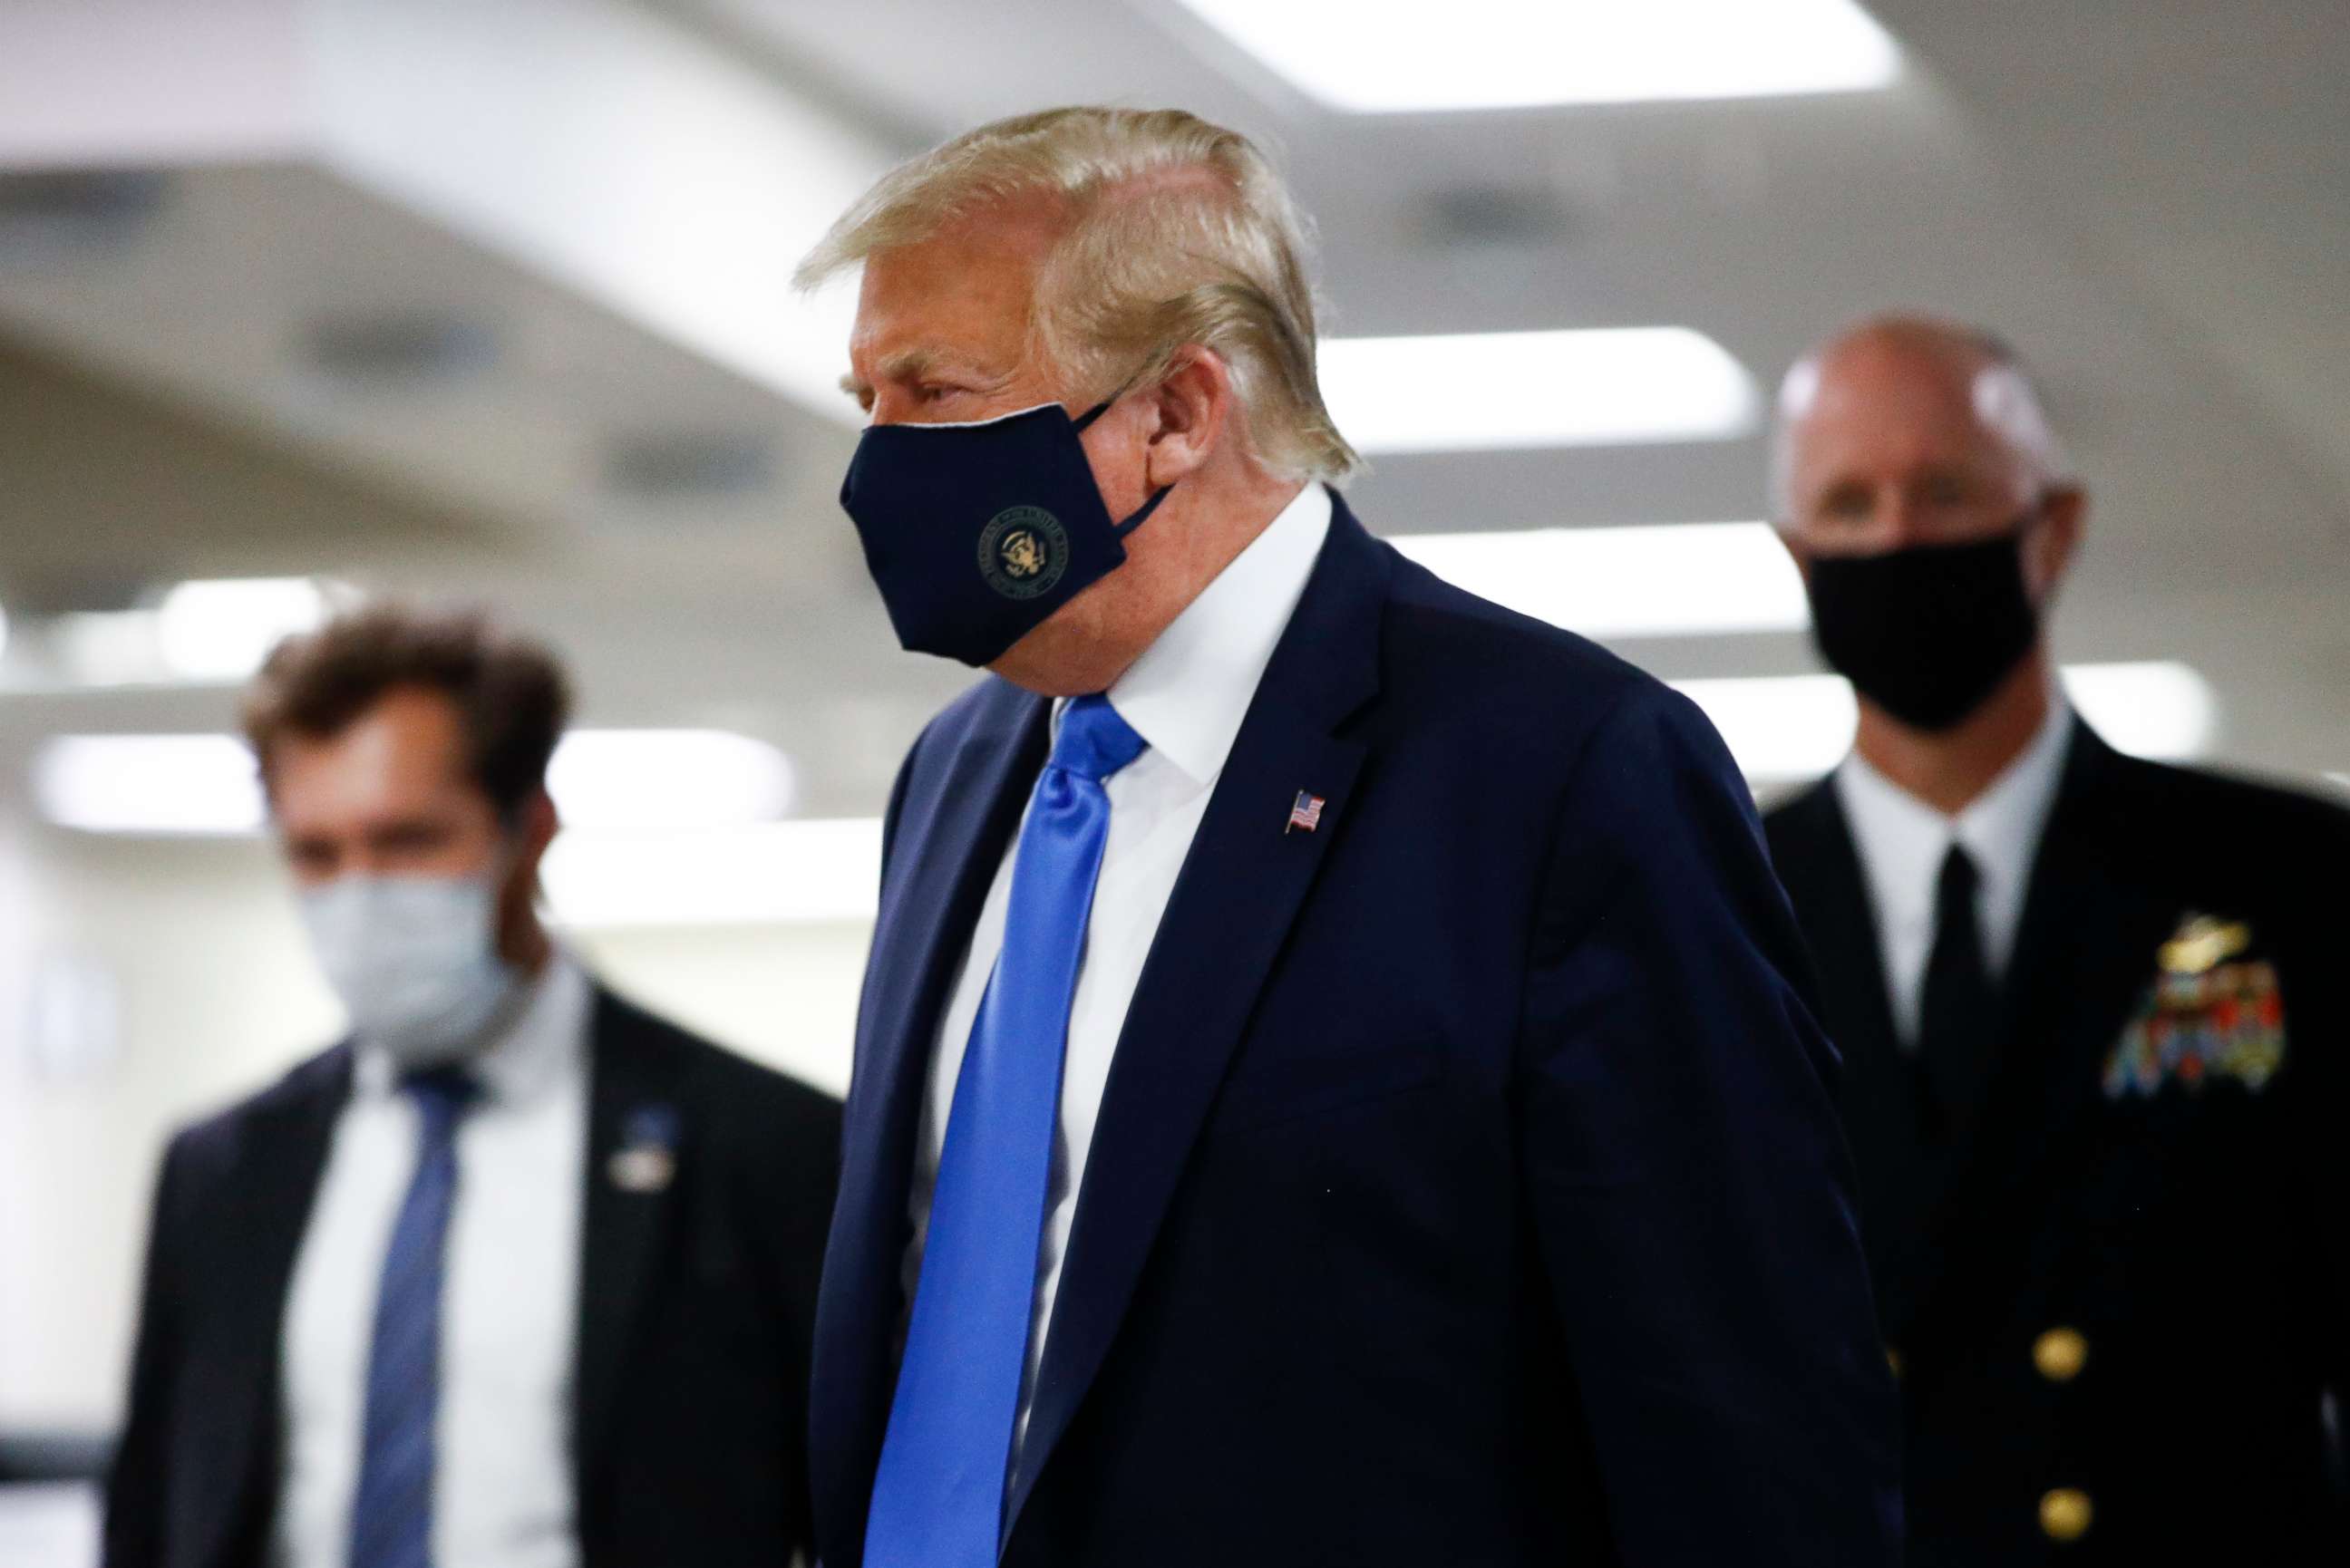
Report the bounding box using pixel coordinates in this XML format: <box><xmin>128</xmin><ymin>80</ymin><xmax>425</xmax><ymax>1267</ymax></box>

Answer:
<box><xmin>104</xmin><ymin>987</ymin><xmax>841</xmax><ymax>1568</ymax></box>
<box><xmin>811</xmin><ymin>497</ymin><xmax>1900</xmax><ymax>1568</ymax></box>
<box><xmin>1766</xmin><ymin>722</ymin><xmax>2350</xmax><ymax>1563</ymax></box>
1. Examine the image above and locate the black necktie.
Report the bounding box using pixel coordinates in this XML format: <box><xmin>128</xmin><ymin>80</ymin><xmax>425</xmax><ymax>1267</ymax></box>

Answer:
<box><xmin>1918</xmin><ymin>844</ymin><xmax>1997</xmax><ymax>1133</ymax></box>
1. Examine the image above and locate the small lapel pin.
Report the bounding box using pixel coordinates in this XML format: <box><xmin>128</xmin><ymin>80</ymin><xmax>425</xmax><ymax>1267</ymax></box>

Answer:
<box><xmin>607</xmin><ymin>1103</ymin><xmax>679</xmax><ymax>1194</ymax></box>
<box><xmin>2158</xmin><ymin>913</ymin><xmax>2252</xmax><ymax>976</ymax></box>
<box><xmin>1286</xmin><ymin>790</ymin><xmax>1326</xmax><ymax>835</ymax></box>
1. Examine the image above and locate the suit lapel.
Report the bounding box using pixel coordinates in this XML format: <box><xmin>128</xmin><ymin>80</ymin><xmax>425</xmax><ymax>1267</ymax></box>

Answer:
<box><xmin>573</xmin><ymin>990</ymin><xmax>691</xmax><ymax>1482</ymax></box>
<box><xmin>811</xmin><ymin>682</ymin><xmax>1051</xmax><ymax>1561</ymax></box>
<box><xmin>1005</xmin><ymin>501</ymin><xmax>1390</xmax><ymax>1529</ymax></box>
<box><xmin>1771</xmin><ymin>785</ymin><xmax>1965</xmax><ymax>1341</ymax></box>
<box><xmin>1772</xmin><ymin>783</ymin><xmax>1901</xmax><ymax>1072</ymax></box>
<box><xmin>198</xmin><ymin>1047</ymin><xmax>349</xmax><ymax>1566</ymax></box>
<box><xmin>1976</xmin><ymin>726</ymin><xmax>2175</xmax><ymax>1184</ymax></box>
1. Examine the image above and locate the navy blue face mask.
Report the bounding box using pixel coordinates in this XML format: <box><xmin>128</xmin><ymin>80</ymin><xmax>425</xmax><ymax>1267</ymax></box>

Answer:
<box><xmin>839</xmin><ymin>395</ymin><xmax>1174</xmax><ymax>668</ymax></box>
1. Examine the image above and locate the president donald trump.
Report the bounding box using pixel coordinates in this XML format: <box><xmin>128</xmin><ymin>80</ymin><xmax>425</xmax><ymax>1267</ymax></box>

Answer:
<box><xmin>798</xmin><ymin>106</ymin><xmax>1898</xmax><ymax>1568</ymax></box>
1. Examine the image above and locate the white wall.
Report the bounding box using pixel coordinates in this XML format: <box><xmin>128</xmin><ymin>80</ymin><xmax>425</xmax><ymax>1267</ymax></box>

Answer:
<box><xmin>0</xmin><ymin>809</ymin><xmax>865</xmax><ymax>1433</ymax></box>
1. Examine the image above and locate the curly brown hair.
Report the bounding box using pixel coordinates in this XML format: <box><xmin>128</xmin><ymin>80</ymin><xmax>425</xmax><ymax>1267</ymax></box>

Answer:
<box><xmin>241</xmin><ymin>605</ymin><xmax>570</xmax><ymax>819</ymax></box>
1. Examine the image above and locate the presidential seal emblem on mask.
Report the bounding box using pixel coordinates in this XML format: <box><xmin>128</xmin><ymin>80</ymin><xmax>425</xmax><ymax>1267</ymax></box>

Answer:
<box><xmin>977</xmin><ymin>505</ymin><xmax>1070</xmax><ymax>600</ymax></box>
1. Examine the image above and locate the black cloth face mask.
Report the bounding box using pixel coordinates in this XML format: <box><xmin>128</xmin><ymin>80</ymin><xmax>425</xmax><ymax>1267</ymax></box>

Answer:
<box><xmin>838</xmin><ymin>393</ymin><xmax>1173</xmax><ymax>668</ymax></box>
<box><xmin>1804</xmin><ymin>519</ymin><xmax>2042</xmax><ymax>731</ymax></box>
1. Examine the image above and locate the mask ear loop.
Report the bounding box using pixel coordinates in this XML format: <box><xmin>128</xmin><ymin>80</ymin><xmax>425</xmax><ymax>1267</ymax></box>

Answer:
<box><xmin>1070</xmin><ymin>382</ymin><xmax>1178</xmax><ymax>539</ymax></box>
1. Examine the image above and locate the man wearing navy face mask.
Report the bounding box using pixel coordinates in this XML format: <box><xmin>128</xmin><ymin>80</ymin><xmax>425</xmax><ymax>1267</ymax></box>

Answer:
<box><xmin>1763</xmin><ymin>316</ymin><xmax>2350</xmax><ymax>1562</ymax></box>
<box><xmin>105</xmin><ymin>606</ymin><xmax>840</xmax><ymax>1568</ymax></box>
<box><xmin>798</xmin><ymin>106</ymin><xmax>1897</xmax><ymax>1568</ymax></box>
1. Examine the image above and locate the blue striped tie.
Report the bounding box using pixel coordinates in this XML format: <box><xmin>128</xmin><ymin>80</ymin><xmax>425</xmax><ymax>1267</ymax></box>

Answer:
<box><xmin>864</xmin><ymin>693</ymin><xmax>1148</xmax><ymax>1568</ymax></box>
<box><xmin>348</xmin><ymin>1068</ymin><xmax>476</xmax><ymax>1568</ymax></box>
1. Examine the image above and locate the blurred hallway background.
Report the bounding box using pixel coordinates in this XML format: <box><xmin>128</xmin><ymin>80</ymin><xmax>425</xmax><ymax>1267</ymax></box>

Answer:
<box><xmin>2</xmin><ymin>3</ymin><xmax>2345</xmax><ymax>1557</ymax></box>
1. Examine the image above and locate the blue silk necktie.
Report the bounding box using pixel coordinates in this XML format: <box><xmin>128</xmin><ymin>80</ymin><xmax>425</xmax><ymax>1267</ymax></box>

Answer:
<box><xmin>864</xmin><ymin>693</ymin><xmax>1149</xmax><ymax>1568</ymax></box>
<box><xmin>348</xmin><ymin>1067</ymin><xmax>476</xmax><ymax>1568</ymax></box>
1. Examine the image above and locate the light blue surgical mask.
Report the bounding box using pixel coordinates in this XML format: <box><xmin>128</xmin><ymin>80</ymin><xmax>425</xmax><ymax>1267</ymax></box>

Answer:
<box><xmin>298</xmin><ymin>871</ymin><xmax>521</xmax><ymax>1069</ymax></box>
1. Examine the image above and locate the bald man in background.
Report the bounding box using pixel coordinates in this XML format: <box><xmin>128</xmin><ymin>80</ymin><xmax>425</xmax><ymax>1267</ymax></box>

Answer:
<box><xmin>1763</xmin><ymin>315</ymin><xmax>2350</xmax><ymax>1563</ymax></box>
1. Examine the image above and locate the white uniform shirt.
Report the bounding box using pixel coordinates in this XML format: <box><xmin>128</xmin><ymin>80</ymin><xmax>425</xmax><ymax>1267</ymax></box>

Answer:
<box><xmin>277</xmin><ymin>954</ymin><xmax>591</xmax><ymax>1568</ymax></box>
<box><xmin>1833</xmin><ymin>696</ymin><xmax>2074</xmax><ymax>1046</ymax></box>
<box><xmin>905</xmin><ymin>482</ymin><xmax>1333</xmax><ymax>1457</ymax></box>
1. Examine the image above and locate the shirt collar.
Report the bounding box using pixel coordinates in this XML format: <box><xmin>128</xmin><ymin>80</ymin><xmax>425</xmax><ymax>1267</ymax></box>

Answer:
<box><xmin>1100</xmin><ymin>482</ymin><xmax>1333</xmax><ymax>787</ymax></box>
<box><xmin>354</xmin><ymin>949</ymin><xmax>592</xmax><ymax>1109</ymax></box>
<box><xmin>1834</xmin><ymin>689</ymin><xmax>2075</xmax><ymax>928</ymax></box>
<box><xmin>1951</xmin><ymin>692</ymin><xmax>2073</xmax><ymax>876</ymax></box>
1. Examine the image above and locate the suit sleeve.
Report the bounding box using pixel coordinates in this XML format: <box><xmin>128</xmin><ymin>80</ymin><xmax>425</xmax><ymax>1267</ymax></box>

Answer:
<box><xmin>1515</xmin><ymin>684</ymin><xmax>1901</xmax><ymax>1564</ymax></box>
<box><xmin>103</xmin><ymin>1130</ymin><xmax>194</xmax><ymax>1568</ymax></box>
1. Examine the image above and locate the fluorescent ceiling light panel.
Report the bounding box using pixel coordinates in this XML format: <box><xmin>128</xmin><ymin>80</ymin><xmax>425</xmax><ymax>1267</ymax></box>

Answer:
<box><xmin>1391</xmin><ymin>521</ymin><xmax>1805</xmax><ymax>637</ymax></box>
<box><xmin>32</xmin><ymin>734</ymin><xmax>266</xmax><ymax>836</ymax></box>
<box><xmin>2060</xmin><ymin>662</ymin><xmax>2216</xmax><ymax>763</ymax></box>
<box><xmin>33</xmin><ymin>729</ymin><xmax>797</xmax><ymax>837</ymax></box>
<box><xmin>52</xmin><ymin>610</ymin><xmax>166</xmax><ymax>688</ymax></box>
<box><xmin>1174</xmin><ymin>0</ymin><xmax>1901</xmax><ymax>112</ymax></box>
<box><xmin>1670</xmin><ymin>674</ymin><xmax>1858</xmax><ymax>784</ymax></box>
<box><xmin>1670</xmin><ymin>662</ymin><xmax>2218</xmax><ymax>784</ymax></box>
<box><xmin>1319</xmin><ymin>328</ymin><xmax>1757</xmax><ymax>453</ymax></box>
<box><xmin>156</xmin><ymin>577</ymin><xmax>336</xmax><ymax>682</ymax></box>
<box><xmin>548</xmin><ymin>731</ymin><xmax>795</xmax><ymax>831</ymax></box>
<box><xmin>541</xmin><ymin>818</ymin><xmax>882</xmax><ymax>928</ymax></box>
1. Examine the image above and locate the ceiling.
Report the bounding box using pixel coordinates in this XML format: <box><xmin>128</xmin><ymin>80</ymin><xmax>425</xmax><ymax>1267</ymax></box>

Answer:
<box><xmin>0</xmin><ymin>0</ymin><xmax>2344</xmax><ymax>818</ymax></box>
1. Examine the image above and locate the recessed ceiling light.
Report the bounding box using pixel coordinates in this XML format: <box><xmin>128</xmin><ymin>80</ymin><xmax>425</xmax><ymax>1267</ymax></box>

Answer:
<box><xmin>1670</xmin><ymin>662</ymin><xmax>2217</xmax><ymax>783</ymax></box>
<box><xmin>540</xmin><ymin>818</ymin><xmax>882</xmax><ymax>927</ymax></box>
<box><xmin>1669</xmin><ymin>674</ymin><xmax>1859</xmax><ymax>783</ymax></box>
<box><xmin>1319</xmin><ymin>328</ymin><xmax>1757</xmax><ymax>453</ymax></box>
<box><xmin>155</xmin><ymin>578</ymin><xmax>342</xmax><ymax>682</ymax></box>
<box><xmin>51</xmin><ymin>609</ymin><xmax>168</xmax><ymax>688</ymax></box>
<box><xmin>547</xmin><ymin>731</ymin><xmax>795</xmax><ymax>829</ymax></box>
<box><xmin>32</xmin><ymin>734</ymin><xmax>266</xmax><ymax>836</ymax></box>
<box><xmin>1173</xmin><ymin>0</ymin><xmax>1902</xmax><ymax>113</ymax></box>
<box><xmin>2061</xmin><ymin>662</ymin><xmax>2217</xmax><ymax>764</ymax></box>
<box><xmin>31</xmin><ymin>728</ymin><xmax>797</xmax><ymax>837</ymax></box>
<box><xmin>1390</xmin><ymin>522</ymin><xmax>1805</xmax><ymax>637</ymax></box>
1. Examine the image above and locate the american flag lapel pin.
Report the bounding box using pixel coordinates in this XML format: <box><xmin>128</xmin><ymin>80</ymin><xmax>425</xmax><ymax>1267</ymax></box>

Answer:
<box><xmin>1286</xmin><ymin>790</ymin><xmax>1326</xmax><ymax>835</ymax></box>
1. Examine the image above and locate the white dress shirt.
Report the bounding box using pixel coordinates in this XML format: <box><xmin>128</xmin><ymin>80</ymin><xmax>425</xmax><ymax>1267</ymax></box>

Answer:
<box><xmin>1833</xmin><ymin>695</ymin><xmax>2074</xmax><ymax>1046</ymax></box>
<box><xmin>277</xmin><ymin>953</ymin><xmax>591</xmax><ymax>1568</ymax></box>
<box><xmin>906</xmin><ymin>481</ymin><xmax>1333</xmax><ymax>1457</ymax></box>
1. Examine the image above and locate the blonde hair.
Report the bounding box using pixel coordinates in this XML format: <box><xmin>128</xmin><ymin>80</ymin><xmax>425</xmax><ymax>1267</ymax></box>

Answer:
<box><xmin>795</xmin><ymin>106</ymin><xmax>1360</xmax><ymax>484</ymax></box>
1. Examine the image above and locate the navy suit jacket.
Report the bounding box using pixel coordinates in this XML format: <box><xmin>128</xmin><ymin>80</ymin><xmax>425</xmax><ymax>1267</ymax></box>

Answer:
<box><xmin>812</xmin><ymin>497</ymin><xmax>1900</xmax><ymax>1566</ymax></box>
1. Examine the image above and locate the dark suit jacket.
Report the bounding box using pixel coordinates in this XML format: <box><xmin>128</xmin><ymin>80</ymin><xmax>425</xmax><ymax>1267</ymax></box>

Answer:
<box><xmin>1766</xmin><ymin>721</ymin><xmax>2350</xmax><ymax>1564</ymax></box>
<box><xmin>812</xmin><ymin>497</ymin><xmax>1900</xmax><ymax>1568</ymax></box>
<box><xmin>104</xmin><ymin>984</ymin><xmax>841</xmax><ymax>1568</ymax></box>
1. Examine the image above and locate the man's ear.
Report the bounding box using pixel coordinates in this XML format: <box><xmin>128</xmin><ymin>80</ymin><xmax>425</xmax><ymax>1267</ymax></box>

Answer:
<box><xmin>2026</xmin><ymin>483</ymin><xmax>2087</xmax><ymax>604</ymax></box>
<box><xmin>512</xmin><ymin>788</ymin><xmax>560</xmax><ymax>878</ymax></box>
<box><xmin>1143</xmin><ymin>344</ymin><xmax>1234</xmax><ymax>489</ymax></box>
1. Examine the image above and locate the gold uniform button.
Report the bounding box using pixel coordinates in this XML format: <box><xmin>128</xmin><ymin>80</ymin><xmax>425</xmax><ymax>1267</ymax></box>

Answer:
<box><xmin>2040</xmin><ymin>1487</ymin><xmax>2093</xmax><ymax>1543</ymax></box>
<box><xmin>2034</xmin><ymin>1327</ymin><xmax>2089</xmax><ymax>1382</ymax></box>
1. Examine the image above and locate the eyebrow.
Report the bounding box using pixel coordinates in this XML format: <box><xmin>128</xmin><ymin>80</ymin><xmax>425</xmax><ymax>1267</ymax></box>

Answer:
<box><xmin>841</xmin><ymin>347</ymin><xmax>1018</xmax><ymax>402</ymax></box>
<box><xmin>841</xmin><ymin>347</ymin><xmax>938</xmax><ymax>400</ymax></box>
